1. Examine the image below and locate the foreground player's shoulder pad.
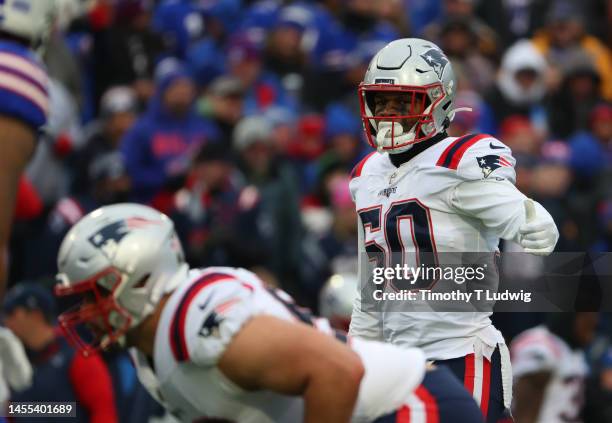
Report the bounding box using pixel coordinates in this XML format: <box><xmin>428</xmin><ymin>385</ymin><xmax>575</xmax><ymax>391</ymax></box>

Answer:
<box><xmin>436</xmin><ymin>134</ymin><xmax>516</xmax><ymax>183</ymax></box>
<box><xmin>169</xmin><ymin>274</ymin><xmax>257</xmax><ymax>367</ymax></box>
<box><xmin>0</xmin><ymin>41</ymin><xmax>49</xmax><ymax>130</ymax></box>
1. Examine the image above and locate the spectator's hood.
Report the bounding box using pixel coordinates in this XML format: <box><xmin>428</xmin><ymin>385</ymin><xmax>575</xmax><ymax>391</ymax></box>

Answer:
<box><xmin>497</xmin><ymin>40</ymin><xmax>548</xmax><ymax>106</ymax></box>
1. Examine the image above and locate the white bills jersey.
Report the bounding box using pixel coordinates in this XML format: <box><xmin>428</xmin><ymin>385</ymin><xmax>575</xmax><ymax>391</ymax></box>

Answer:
<box><xmin>130</xmin><ymin>267</ymin><xmax>427</xmax><ymax>423</ymax></box>
<box><xmin>511</xmin><ymin>326</ymin><xmax>588</xmax><ymax>423</ymax></box>
<box><xmin>349</xmin><ymin>133</ymin><xmax>534</xmax><ymax>361</ymax></box>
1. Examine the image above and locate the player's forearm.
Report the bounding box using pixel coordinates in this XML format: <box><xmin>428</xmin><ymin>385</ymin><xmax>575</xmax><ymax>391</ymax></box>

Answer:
<box><xmin>303</xmin><ymin>368</ymin><xmax>363</xmax><ymax>423</ymax></box>
<box><xmin>0</xmin><ymin>117</ymin><xmax>36</xmax><ymax>293</ymax></box>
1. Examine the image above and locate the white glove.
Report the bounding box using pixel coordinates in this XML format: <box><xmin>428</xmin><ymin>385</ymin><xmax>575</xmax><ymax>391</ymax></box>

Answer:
<box><xmin>518</xmin><ymin>199</ymin><xmax>559</xmax><ymax>256</ymax></box>
<box><xmin>0</xmin><ymin>326</ymin><xmax>32</xmax><ymax>391</ymax></box>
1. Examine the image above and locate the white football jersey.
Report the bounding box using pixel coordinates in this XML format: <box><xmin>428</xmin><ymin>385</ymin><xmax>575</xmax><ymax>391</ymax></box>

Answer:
<box><xmin>349</xmin><ymin>133</ymin><xmax>540</xmax><ymax>360</ymax></box>
<box><xmin>130</xmin><ymin>267</ymin><xmax>426</xmax><ymax>423</ymax></box>
<box><xmin>511</xmin><ymin>326</ymin><xmax>588</xmax><ymax>423</ymax></box>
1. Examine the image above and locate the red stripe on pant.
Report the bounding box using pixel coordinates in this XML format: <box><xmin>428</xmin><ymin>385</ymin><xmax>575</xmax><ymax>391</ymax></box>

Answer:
<box><xmin>481</xmin><ymin>358</ymin><xmax>491</xmax><ymax>417</ymax></box>
<box><xmin>464</xmin><ymin>353</ymin><xmax>492</xmax><ymax>419</ymax></box>
<box><xmin>415</xmin><ymin>385</ymin><xmax>439</xmax><ymax>423</ymax></box>
<box><xmin>395</xmin><ymin>386</ymin><xmax>439</xmax><ymax>423</ymax></box>
<box><xmin>396</xmin><ymin>405</ymin><xmax>410</xmax><ymax>423</ymax></box>
<box><xmin>464</xmin><ymin>353</ymin><xmax>475</xmax><ymax>394</ymax></box>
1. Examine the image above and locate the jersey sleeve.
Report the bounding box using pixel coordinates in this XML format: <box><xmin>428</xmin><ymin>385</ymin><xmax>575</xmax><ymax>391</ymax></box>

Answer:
<box><xmin>441</xmin><ymin>135</ymin><xmax>528</xmax><ymax>241</ymax></box>
<box><xmin>0</xmin><ymin>41</ymin><xmax>49</xmax><ymax>131</ymax></box>
<box><xmin>452</xmin><ymin>134</ymin><xmax>517</xmax><ymax>183</ymax></box>
<box><xmin>510</xmin><ymin>331</ymin><xmax>559</xmax><ymax>378</ymax></box>
<box><xmin>173</xmin><ymin>274</ymin><xmax>259</xmax><ymax>367</ymax></box>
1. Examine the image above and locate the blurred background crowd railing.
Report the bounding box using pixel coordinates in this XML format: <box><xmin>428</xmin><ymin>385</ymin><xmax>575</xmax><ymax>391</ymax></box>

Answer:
<box><xmin>3</xmin><ymin>0</ymin><xmax>611</xmax><ymax>422</ymax></box>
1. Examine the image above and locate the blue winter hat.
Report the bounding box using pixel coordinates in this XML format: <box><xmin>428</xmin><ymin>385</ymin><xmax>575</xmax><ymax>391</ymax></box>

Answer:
<box><xmin>3</xmin><ymin>282</ymin><xmax>56</xmax><ymax>322</ymax></box>
<box><xmin>154</xmin><ymin>57</ymin><xmax>195</xmax><ymax>91</ymax></box>
<box><xmin>325</xmin><ymin>103</ymin><xmax>361</xmax><ymax>139</ymax></box>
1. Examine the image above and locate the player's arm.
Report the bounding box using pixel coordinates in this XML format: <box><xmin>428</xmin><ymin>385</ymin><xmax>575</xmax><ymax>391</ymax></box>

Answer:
<box><xmin>513</xmin><ymin>371</ymin><xmax>552</xmax><ymax>423</ymax></box>
<box><xmin>0</xmin><ymin>116</ymin><xmax>37</xmax><ymax>293</ymax></box>
<box><xmin>349</xmin><ymin>213</ymin><xmax>383</xmax><ymax>340</ymax></box>
<box><xmin>448</xmin><ymin>138</ymin><xmax>558</xmax><ymax>255</ymax></box>
<box><xmin>218</xmin><ymin>315</ymin><xmax>365</xmax><ymax>423</ymax></box>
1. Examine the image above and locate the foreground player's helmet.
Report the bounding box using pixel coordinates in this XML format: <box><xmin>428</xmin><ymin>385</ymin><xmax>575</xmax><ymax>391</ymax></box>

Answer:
<box><xmin>0</xmin><ymin>0</ymin><xmax>57</xmax><ymax>49</ymax></box>
<box><xmin>55</xmin><ymin>203</ymin><xmax>188</xmax><ymax>356</ymax></box>
<box><xmin>319</xmin><ymin>273</ymin><xmax>358</xmax><ymax>331</ymax></box>
<box><xmin>359</xmin><ymin>38</ymin><xmax>458</xmax><ymax>153</ymax></box>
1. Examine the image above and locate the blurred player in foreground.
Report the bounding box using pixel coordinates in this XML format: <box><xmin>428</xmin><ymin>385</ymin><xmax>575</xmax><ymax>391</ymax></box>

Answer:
<box><xmin>54</xmin><ymin>203</ymin><xmax>483</xmax><ymax>422</ymax></box>
<box><xmin>0</xmin><ymin>1</ymin><xmax>55</xmax><ymax>293</ymax></box>
<box><xmin>511</xmin><ymin>312</ymin><xmax>598</xmax><ymax>423</ymax></box>
<box><xmin>349</xmin><ymin>38</ymin><xmax>559</xmax><ymax>422</ymax></box>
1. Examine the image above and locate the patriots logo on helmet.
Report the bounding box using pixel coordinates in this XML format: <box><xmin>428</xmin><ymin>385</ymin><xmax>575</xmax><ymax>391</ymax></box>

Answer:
<box><xmin>88</xmin><ymin>218</ymin><xmax>162</xmax><ymax>256</ymax></box>
<box><xmin>477</xmin><ymin>155</ymin><xmax>512</xmax><ymax>178</ymax></box>
<box><xmin>420</xmin><ymin>48</ymin><xmax>449</xmax><ymax>80</ymax></box>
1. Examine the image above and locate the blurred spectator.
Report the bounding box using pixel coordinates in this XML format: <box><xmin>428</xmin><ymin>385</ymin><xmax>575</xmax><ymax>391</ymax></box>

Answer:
<box><xmin>315</xmin><ymin>103</ymin><xmax>367</xmax><ymax>188</ymax></box>
<box><xmin>438</xmin><ymin>18</ymin><xmax>495</xmax><ymax>93</ymax></box>
<box><xmin>170</xmin><ymin>142</ymin><xmax>265</xmax><ymax>269</ymax></box>
<box><xmin>226</xmin><ymin>34</ymin><xmax>295</xmax><ymax>115</ymax></box>
<box><xmin>530</xmin><ymin>141</ymin><xmax>580</xmax><ymax>250</ymax></box>
<box><xmin>447</xmin><ymin>89</ymin><xmax>496</xmax><ymax>136</ymax></box>
<box><xmin>152</xmin><ymin>0</ymin><xmax>204</xmax><ymax>59</ymax></box>
<box><xmin>3</xmin><ymin>283</ymin><xmax>118</xmax><ymax>423</ymax></box>
<box><xmin>263</xmin><ymin>5</ymin><xmax>311</xmax><ymax>80</ymax></box>
<box><xmin>198</xmin><ymin>75</ymin><xmax>245</xmax><ymax>145</ymax></box>
<box><xmin>286</xmin><ymin>114</ymin><xmax>327</xmax><ymax>193</ymax></box>
<box><xmin>499</xmin><ymin>115</ymin><xmax>543</xmax><ymax>156</ymax></box>
<box><xmin>531</xmin><ymin>0</ymin><xmax>612</xmax><ymax>100</ymax></box>
<box><xmin>74</xmin><ymin>86</ymin><xmax>138</xmax><ymax>195</ymax></box>
<box><xmin>483</xmin><ymin>39</ymin><xmax>549</xmax><ymax>134</ymax></box>
<box><xmin>233</xmin><ymin>115</ymin><xmax>303</xmax><ymax>296</ymax></box>
<box><xmin>568</xmin><ymin>103</ymin><xmax>611</xmax><ymax>181</ymax></box>
<box><xmin>304</xmin><ymin>175</ymin><xmax>359</xmax><ymax>295</ymax></box>
<box><xmin>93</xmin><ymin>0</ymin><xmax>166</xmax><ymax>108</ymax></box>
<box><xmin>511</xmin><ymin>313</ymin><xmax>598</xmax><ymax>423</ymax></box>
<box><xmin>423</xmin><ymin>0</ymin><xmax>499</xmax><ymax>59</ymax></box>
<box><xmin>474</xmin><ymin>0</ymin><xmax>552</xmax><ymax>48</ymax></box>
<box><xmin>121</xmin><ymin>60</ymin><xmax>219</xmax><ymax>204</ymax></box>
<box><xmin>26</xmin><ymin>79</ymin><xmax>84</xmax><ymax>207</ymax></box>
<box><xmin>547</xmin><ymin>50</ymin><xmax>606</xmax><ymax>138</ymax></box>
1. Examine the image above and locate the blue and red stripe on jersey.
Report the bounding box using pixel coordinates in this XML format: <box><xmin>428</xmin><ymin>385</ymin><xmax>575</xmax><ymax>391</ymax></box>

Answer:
<box><xmin>436</xmin><ymin>134</ymin><xmax>490</xmax><ymax>170</ymax></box>
<box><xmin>350</xmin><ymin>152</ymin><xmax>376</xmax><ymax>179</ymax></box>
<box><xmin>169</xmin><ymin>272</ymin><xmax>236</xmax><ymax>362</ymax></box>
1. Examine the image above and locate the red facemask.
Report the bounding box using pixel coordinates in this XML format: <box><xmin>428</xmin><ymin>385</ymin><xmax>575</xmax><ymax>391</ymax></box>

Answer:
<box><xmin>55</xmin><ymin>267</ymin><xmax>132</xmax><ymax>357</ymax></box>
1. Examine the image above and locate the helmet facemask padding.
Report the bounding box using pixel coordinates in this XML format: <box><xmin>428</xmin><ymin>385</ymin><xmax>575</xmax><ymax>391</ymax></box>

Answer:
<box><xmin>359</xmin><ymin>83</ymin><xmax>447</xmax><ymax>153</ymax></box>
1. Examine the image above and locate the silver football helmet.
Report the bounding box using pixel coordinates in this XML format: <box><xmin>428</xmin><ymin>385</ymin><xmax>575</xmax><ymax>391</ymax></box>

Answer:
<box><xmin>319</xmin><ymin>273</ymin><xmax>358</xmax><ymax>331</ymax></box>
<box><xmin>0</xmin><ymin>0</ymin><xmax>57</xmax><ymax>50</ymax></box>
<box><xmin>55</xmin><ymin>203</ymin><xmax>188</xmax><ymax>355</ymax></box>
<box><xmin>359</xmin><ymin>38</ymin><xmax>458</xmax><ymax>154</ymax></box>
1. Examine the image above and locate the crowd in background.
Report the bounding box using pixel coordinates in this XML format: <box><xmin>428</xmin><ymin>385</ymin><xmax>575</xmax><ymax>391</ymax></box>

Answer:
<box><xmin>3</xmin><ymin>0</ymin><xmax>612</xmax><ymax>421</ymax></box>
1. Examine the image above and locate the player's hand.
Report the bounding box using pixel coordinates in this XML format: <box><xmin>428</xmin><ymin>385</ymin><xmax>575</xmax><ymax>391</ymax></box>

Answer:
<box><xmin>0</xmin><ymin>326</ymin><xmax>32</xmax><ymax>391</ymax></box>
<box><xmin>518</xmin><ymin>199</ymin><xmax>559</xmax><ymax>256</ymax></box>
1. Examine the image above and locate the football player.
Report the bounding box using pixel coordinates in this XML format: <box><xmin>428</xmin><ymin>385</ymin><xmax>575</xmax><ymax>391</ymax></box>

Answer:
<box><xmin>510</xmin><ymin>313</ymin><xmax>597</xmax><ymax>423</ymax></box>
<box><xmin>54</xmin><ymin>203</ymin><xmax>484</xmax><ymax>422</ymax></box>
<box><xmin>349</xmin><ymin>38</ymin><xmax>559</xmax><ymax>423</ymax></box>
<box><xmin>0</xmin><ymin>1</ymin><xmax>55</xmax><ymax>293</ymax></box>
